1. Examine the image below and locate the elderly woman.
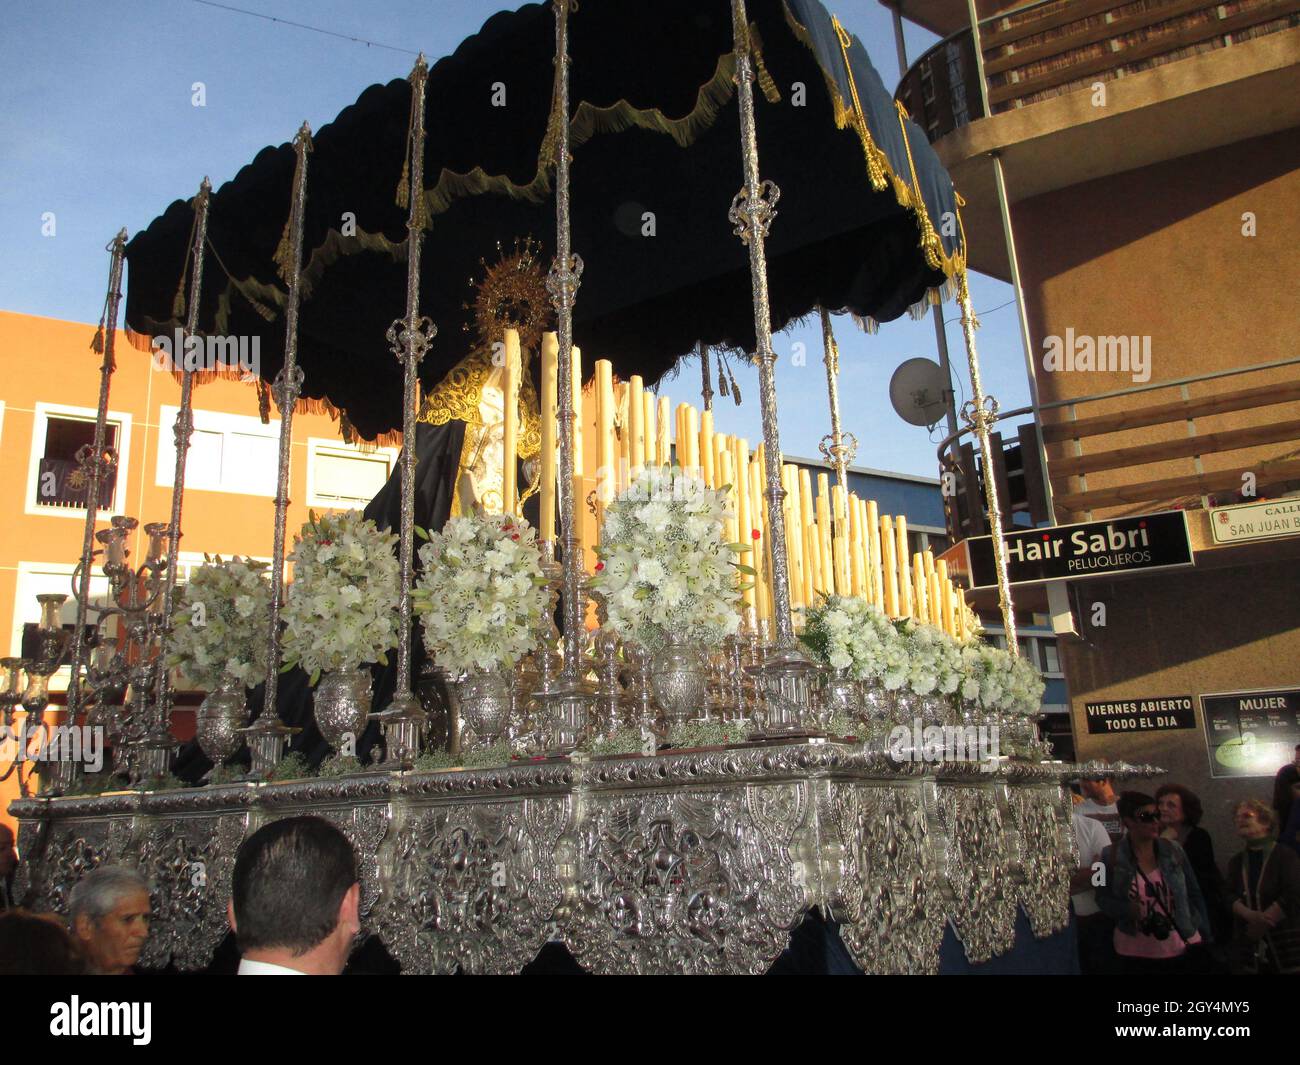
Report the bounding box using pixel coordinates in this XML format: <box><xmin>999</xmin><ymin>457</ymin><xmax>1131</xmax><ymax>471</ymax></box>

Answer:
<box><xmin>68</xmin><ymin>866</ymin><xmax>152</xmax><ymax>975</ymax></box>
<box><xmin>1225</xmin><ymin>799</ymin><xmax>1300</xmax><ymax>974</ymax></box>
<box><xmin>1096</xmin><ymin>791</ymin><xmax>1213</xmax><ymax>973</ymax></box>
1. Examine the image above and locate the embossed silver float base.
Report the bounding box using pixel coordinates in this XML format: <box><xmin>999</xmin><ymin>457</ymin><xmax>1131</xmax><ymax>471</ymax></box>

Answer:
<box><xmin>9</xmin><ymin>746</ymin><xmax>1164</xmax><ymax>974</ymax></box>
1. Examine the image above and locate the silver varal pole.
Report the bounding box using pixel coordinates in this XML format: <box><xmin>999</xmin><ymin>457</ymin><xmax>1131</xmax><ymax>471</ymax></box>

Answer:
<box><xmin>146</xmin><ymin>178</ymin><xmax>212</xmax><ymax>781</ymax></box>
<box><xmin>244</xmin><ymin>124</ymin><xmax>312</xmax><ymax>776</ymax></box>
<box><xmin>542</xmin><ymin>0</ymin><xmax>591</xmax><ymax>751</ymax></box>
<box><xmin>377</xmin><ymin>55</ymin><xmax>435</xmax><ymax>764</ymax></box>
<box><xmin>729</xmin><ymin>0</ymin><xmax>819</xmax><ymax>734</ymax></box>
<box><xmin>817</xmin><ymin>307</ymin><xmax>858</xmax><ymax>490</ymax></box>
<box><xmin>67</xmin><ymin>229</ymin><xmax>127</xmax><ymax>721</ymax></box>
<box><xmin>955</xmin><ymin>271</ymin><xmax>1018</xmax><ymax>650</ymax></box>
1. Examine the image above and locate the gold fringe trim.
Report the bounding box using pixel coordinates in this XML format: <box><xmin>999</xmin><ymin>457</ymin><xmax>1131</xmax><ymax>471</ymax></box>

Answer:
<box><xmin>782</xmin><ymin>2</ymin><xmax>965</xmax><ymax>283</ymax></box>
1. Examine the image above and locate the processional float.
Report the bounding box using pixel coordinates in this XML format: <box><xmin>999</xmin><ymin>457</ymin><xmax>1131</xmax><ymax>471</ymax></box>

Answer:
<box><xmin>8</xmin><ymin>0</ymin><xmax>1157</xmax><ymax>974</ymax></box>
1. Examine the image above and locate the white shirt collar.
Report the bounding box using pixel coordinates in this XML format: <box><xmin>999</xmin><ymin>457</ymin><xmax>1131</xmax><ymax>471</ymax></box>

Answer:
<box><xmin>237</xmin><ymin>957</ymin><xmax>307</xmax><ymax>975</ymax></box>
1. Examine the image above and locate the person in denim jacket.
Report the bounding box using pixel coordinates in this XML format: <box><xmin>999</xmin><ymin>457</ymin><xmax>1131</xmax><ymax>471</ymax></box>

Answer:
<box><xmin>1095</xmin><ymin>791</ymin><xmax>1214</xmax><ymax>974</ymax></box>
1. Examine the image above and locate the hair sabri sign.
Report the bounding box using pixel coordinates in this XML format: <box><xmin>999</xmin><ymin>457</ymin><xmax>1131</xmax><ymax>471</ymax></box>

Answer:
<box><xmin>966</xmin><ymin>511</ymin><xmax>1193</xmax><ymax>589</ymax></box>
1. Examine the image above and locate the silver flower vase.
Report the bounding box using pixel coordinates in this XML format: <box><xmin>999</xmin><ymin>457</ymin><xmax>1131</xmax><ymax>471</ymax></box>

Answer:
<box><xmin>314</xmin><ymin>667</ymin><xmax>373</xmax><ymax>754</ymax></box>
<box><xmin>649</xmin><ymin>633</ymin><xmax>708</xmax><ymax>726</ymax></box>
<box><xmin>859</xmin><ymin>678</ymin><xmax>894</xmax><ymax>739</ymax></box>
<box><xmin>196</xmin><ymin>677</ymin><xmax>248</xmax><ymax>770</ymax></box>
<box><xmin>819</xmin><ymin>669</ymin><xmax>860</xmax><ymax>733</ymax></box>
<box><xmin>456</xmin><ymin>669</ymin><xmax>512</xmax><ymax>750</ymax></box>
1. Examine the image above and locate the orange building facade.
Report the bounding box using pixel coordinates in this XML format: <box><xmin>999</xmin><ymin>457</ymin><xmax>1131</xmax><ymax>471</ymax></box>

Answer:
<box><xmin>0</xmin><ymin>310</ymin><xmax>400</xmax><ymax>834</ymax></box>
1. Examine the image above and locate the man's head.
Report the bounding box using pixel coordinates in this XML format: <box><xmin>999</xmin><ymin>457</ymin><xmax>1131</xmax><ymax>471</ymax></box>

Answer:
<box><xmin>1080</xmin><ymin>776</ymin><xmax>1116</xmax><ymax>805</ymax></box>
<box><xmin>229</xmin><ymin>815</ymin><xmax>359</xmax><ymax>975</ymax></box>
<box><xmin>0</xmin><ymin>823</ymin><xmax>16</xmax><ymax>879</ymax></box>
<box><xmin>0</xmin><ymin>909</ymin><xmax>85</xmax><ymax>975</ymax></box>
<box><xmin>68</xmin><ymin>866</ymin><xmax>151</xmax><ymax>974</ymax></box>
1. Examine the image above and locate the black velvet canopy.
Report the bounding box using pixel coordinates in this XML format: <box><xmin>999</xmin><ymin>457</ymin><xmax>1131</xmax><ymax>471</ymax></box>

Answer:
<box><xmin>123</xmin><ymin>0</ymin><xmax>963</xmax><ymax>443</ymax></box>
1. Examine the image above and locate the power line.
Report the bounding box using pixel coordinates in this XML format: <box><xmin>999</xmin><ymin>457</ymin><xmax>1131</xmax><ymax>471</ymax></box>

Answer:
<box><xmin>189</xmin><ymin>0</ymin><xmax>423</xmax><ymax>56</ymax></box>
<box><xmin>941</xmin><ymin>295</ymin><xmax>1019</xmax><ymax>325</ymax></box>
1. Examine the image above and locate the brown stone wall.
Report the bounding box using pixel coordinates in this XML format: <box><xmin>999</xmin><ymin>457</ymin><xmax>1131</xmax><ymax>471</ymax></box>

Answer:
<box><xmin>1011</xmin><ymin>127</ymin><xmax>1300</xmax><ymax>521</ymax></box>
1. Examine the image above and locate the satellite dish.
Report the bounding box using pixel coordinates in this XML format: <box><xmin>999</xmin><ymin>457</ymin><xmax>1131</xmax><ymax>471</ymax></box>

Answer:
<box><xmin>889</xmin><ymin>358</ymin><xmax>951</xmax><ymax>428</ymax></box>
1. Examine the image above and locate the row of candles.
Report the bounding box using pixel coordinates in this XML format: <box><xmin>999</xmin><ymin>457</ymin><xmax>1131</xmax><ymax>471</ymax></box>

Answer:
<box><xmin>498</xmin><ymin>329</ymin><xmax>972</xmax><ymax>640</ymax></box>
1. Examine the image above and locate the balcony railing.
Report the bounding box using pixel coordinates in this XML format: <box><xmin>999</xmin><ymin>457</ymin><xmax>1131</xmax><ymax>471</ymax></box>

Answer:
<box><xmin>34</xmin><ymin>457</ymin><xmax>116</xmax><ymax>511</ymax></box>
<box><xmin>938</xmin><ymin>356</ymin><xmax>1300</xmax><ymax>537</ymax></box>
<box><xmin>897</xmin><ymin>0</ymin><xmax>1300</xmax><ymax>143</ymax></box>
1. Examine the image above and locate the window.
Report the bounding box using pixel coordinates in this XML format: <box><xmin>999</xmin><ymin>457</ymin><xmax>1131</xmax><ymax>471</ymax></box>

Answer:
<box><xmin>306</xmin><ymin>438</ymin><xmax>397</xmax><ymax>509</ymax></box>
<box><xmin>26</xmin><ymin>403</ymin><xmax>132</xmax><ymax>518</ymax></box>
<box><xmin>1040</xmin><ymin>638</ymin><xmax>1062</xmax><ymax>676</ymax></box>
<box><xmin>157</xmin><ymin>407</ymin><xmax>278</xmax><ymax>497</ymax></box>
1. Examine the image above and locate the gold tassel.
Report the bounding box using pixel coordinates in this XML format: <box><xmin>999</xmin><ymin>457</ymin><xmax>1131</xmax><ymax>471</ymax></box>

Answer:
<box><xmin>257</xmin><ymin>378</ymin><xmax>271</xmax><ymax>423</ymax></box>
<box><xmin>340</xmin><ymin>412</ymin><xmax>356</xmax><ymax>446</ymax></box>
<box><xmin>90</xmin><ymin>323</ymin><xmax>104</xmax><ymax>354</ymax></box>
<box><xmin>395</xmin><ymin>155</ymin><xmax>410</xmax><ymax>210</ymax></box>
<box><xmin>749</xmin><ymin>23</ymin><xmax>781</xmax><ymax>104</ymax></box>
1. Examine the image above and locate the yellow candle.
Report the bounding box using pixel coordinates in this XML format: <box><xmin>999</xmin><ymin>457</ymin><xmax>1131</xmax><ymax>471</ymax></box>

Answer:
<box><xmin>628</xmin><ymin>375</ymin><xmax>645</xmax><ymax>475</ymax></box>
<box><xmin>866</xmin><ymin>500</ymin><xmax>882</xmax><ymax>610</ymax></box>
<box><xmin>596</xmin><ymin>359</ymin><xmax>615</xmax><ymax>513</ymax></box>
<box><xmin>643</xmin><ymin>391</ymin><xmax>656</xmax><ymax>472</ymax></box>
<box><xmin>895</xmin><ymin>515</ymin><xmax>912</xmax><ymax>617</ymax></box>
<box><xmin>683</xmin><ymin>405</ymin><xmax>699</xmax><ymax>474</ymax></box>
<box><xmin>571</xmin><ymin>346</ymin><xmax>583</xmax><ymax>477</ymax></box>
<box><xmin>700</xmin><ymin>410</ymin><xmax>715</xmax><ymax>488</ymax></box>
<box><xmin>912</xmin><ymin>551</ymin><xmax>927</xmax><ymax>622</ymax></box>
<box><xmin>783</xmin><ymin>464</ymin><xmax>803</xmax><ymax>610</ymax></box>
<box><xmin>816</xmin><ymin>474</ymin><xmax>833</xmax><ymax>596</ymax></box>
<box><xmin>849</xmin><ymin>497</ymin><xmax>864</xmax><ymax>596</ymax></box>
<box><xmin>719</xmin><ymin>451</ymin><xmax>737</xmax><ymax>545</ymax></box>
<box><xmin>616</xmin><ymin>381</ymin><xmax>630</xmax><ymax>492</ymax></box>
<box><xmin>733</xmin><ymin>440</ymin><xmax>753</xmax><ymax>609</ymax></box>
<box><xmin>937</xmin><ymin>560</ymin><xmax>954</xmax><ymax>634</ymax></box>
<box><xmin>751</xmin><ymin>456</ymin><xmax>769</xmax><ymax>621</ymax></box>
<box><xmin>880</xmin><ymin>514</ymin><xmax>899</xmax><ymax>617</ymax></box>
<box><xmin>571</xmin><ymin>346</ymin><xmax>584</xmax><ymax>556</ymax></box>
<box><xmin>502</xmin><ymin>328</ymin><xmax>521</xmax><ymax>516</ymax></box>
<box><xmin>539</xmin><ymin>332</ymin><xmax>558</xmax><ymax>540</ymax></box>
<box><xmin>657</xmin><ymin>396</ymin><xmax>671</xmax><ymax>466</ymax></box>
<box><xmin>799</xmin><ymin>469</ymin><xmax>820</xmax><ymax>600</ymax></box>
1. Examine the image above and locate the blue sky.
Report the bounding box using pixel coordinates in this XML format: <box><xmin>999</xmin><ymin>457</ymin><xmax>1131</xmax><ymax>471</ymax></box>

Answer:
<box><xmin>0</xmin><ymin>0</ymin><xmax>1030</xmax><ymax>478</ymax></box>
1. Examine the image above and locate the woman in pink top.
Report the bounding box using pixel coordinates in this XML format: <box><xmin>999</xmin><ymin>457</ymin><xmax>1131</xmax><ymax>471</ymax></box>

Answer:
<box><xmin>1096</xmin><ymin>792</ymin><xmax>1213</xmax><ymax>974</ymax></box>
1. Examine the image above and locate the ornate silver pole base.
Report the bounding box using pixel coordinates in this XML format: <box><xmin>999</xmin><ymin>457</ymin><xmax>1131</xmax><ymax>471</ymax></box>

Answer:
<box><xmin>537</xmin><ymin>681</ymin><xmax>592</xmax><ymax>756</ymax></box>
<box><xmin>369</xmin><ymin>692</ymin><xmax>427</xmax><ymax>769</ymax></box>
<box><xmin>239</xmin><ymin>717</ymin><xmax>297</xmax><ymax>780</ymax></box>
<box><xmin>746</xmin><ymin>648</ymin><xmax>825</xmax><ymax>740</ymax></box>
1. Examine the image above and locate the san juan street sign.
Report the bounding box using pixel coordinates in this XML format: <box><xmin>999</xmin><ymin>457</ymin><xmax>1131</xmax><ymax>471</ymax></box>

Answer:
<box><xmin>966</xmin><ymin>511</ymin><xmax>1193</xmax><ymax>589</ymax></box>
<box><xmin>1210</xmin><ymin>497</ymin><xmax>1300</xmax><ymax>545</ymax></box>
<box><xmin>1200</xmin><ymin>686</ymin><xmax>1300</xmax><ymax>779</ymax></box>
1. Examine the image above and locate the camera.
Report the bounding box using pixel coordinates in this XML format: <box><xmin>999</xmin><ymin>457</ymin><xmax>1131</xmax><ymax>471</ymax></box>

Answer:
<box><xmin>1140</xmin><ymin>911</ymin><xmax>1173</xmax><ymax>941</ymax></box>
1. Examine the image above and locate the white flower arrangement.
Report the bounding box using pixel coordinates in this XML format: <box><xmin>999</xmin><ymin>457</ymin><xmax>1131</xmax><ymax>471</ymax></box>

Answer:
<box><xmin>959</xmin><ymin>641</ymin><xmax>1044</xmax><ymax>716</ymax></box>
<box><xmin>281</xmin><ymin>510</ymin><xmax>400</xmax><ymax>682</ymax></box>
<box><xmin>590</xmin><ymin>467</ymin><xmax>743</xmax><ymax>650</ymax></box>
<box><xmin>413</xmin><ymin>512</ymin><xmax>549</xmax><ymax>673</ymax></box>
<box><xmin>800</xmin><ymin>594</ymin><xmax>899</xmax><ymax>681</ymax></box>
<box><xmin>167</xmin><ymin>556</ymin><xmax>271</xmax><ymax>690</ymax></box>
<box><xmin>890</xmin><ymin>617</ymin><xmax>966</xmax><ymax>697</ymax></box>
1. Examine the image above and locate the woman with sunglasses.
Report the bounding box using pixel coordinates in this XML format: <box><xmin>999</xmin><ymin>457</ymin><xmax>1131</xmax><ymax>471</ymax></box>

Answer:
<box><xmin>1096</xmin><ymin>791</ymin><xmax>1213</xmax><ymax>974</ymax></box>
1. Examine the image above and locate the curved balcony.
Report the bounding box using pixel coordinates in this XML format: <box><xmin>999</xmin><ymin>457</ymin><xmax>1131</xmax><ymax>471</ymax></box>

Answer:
<box><xmin>896</xmin><ymin>0</ymin><xmax>1300</xmax><ymax>145</ymax></box>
